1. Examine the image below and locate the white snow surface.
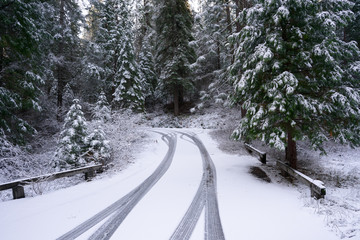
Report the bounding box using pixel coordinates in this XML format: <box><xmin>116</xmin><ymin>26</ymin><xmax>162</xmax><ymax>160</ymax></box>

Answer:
<box><xmin>0</xmin><ymin>129</ymin><xmax>339</xmax><ymax>240</ymax></box>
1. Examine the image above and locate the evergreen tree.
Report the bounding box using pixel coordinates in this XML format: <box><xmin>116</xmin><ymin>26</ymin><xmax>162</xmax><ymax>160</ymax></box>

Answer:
<box><xmin>94</xmin><ymin>0</ymin><xmax>144</xmax><ymax>111</ymax></box>
<box><xmin>139</xmin><ymin>43</ymin><xmax>157</xmax><ymax>104</ymax></box>
<box><xmin>0</xmin><ymin>0</ymin><xmax>45</xmax><ymax>144</ymax></box>
<box><xmin>191</xmin><ymin>0</ymin><xmax>235</xmax><ymax>111</ymax></box>
<box><xmin>346</xmin><ymin>0</ymin><xmax>360</xmax><ymax>45</ymax></box>
<box><xmin>50</xmin><ymin>0</ymin><xmax>84</xmax><ymax>118</ymax></box>
<box><xmin>155</xmin><ymin>0</ymin><xmax>196</xmax><ymax>115</ymax></box>
<box><xmin>230</xmin><ymin>0</ymin><xmax>360</xmax><ymax>169</ymax></box>
<box><xmin>135</xmin><ymin>0</ymin><xmax>158</xmax><ymax>105</ymax></box>
<box><xmin>92</xmin><ymin>91</ymin><xmax>112</xmax><ymax>122</ymax></box>
<box><xmin>112</xmin><ymin>0</ymin><xmax>145</xmax><ymax>111</ymax></box>
<box><xmin>85</xmin><ymin>126</ymin><xmax>112</xmax><ymax>165</ymax></box>
<box><xmin>54</xmin><ymin>99</ymin><xmax>88</xmax><ymax>169</ymax></box>
<box><xmin>80</xmin><ymin>0</ymin><xmax>107</xmax><ymax>103</ymax></box>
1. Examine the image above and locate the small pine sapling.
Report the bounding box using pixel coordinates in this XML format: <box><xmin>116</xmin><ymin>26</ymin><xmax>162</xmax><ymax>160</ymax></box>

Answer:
<box><xmin>53</xmin><ymin>99</ymin><xmax>88</xmax><ymax>169</ymax></box>
<box><xmin>92</xmin><ymin>91</ymin><xmax>112</xmax><ymax>122</ymax></box>
<box><xmin>84</xmin><ymin>126</ymin><xmax>112</xmax><ymax>165</ymax></box>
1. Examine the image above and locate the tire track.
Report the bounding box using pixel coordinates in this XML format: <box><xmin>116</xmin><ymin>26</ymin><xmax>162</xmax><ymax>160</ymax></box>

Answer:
<box><xmin>171</xmin><ymin>131</ymin><xmax>225</xmax><ymax>240</ymax></box>
<box><xmin>56</xmin><ymin>132</ymin><xmax>177</xmax><ymax>240</ymax></box>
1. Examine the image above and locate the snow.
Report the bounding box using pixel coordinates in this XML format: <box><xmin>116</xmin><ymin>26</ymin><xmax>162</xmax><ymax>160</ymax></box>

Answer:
<box><xmin>0</xmin><ymin>129</ymin><xmax>340</xmax><ymax>239</ymax></box>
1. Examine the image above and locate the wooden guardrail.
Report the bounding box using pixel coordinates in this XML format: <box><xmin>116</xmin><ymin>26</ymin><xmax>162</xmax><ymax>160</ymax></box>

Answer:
<box><xmin>276</xmin><ymin>161</ymin><xmax>326</xmax><ymax>199</ymax></box>
<box><xmin>244</xmin><ymin>143</ymin><xmax>266</xmax><ymax>164</ymax></box>
<box><xmin>0</xmin><ymin>164</ymin><xmax>103</xmax><ymax>200</ymax></box>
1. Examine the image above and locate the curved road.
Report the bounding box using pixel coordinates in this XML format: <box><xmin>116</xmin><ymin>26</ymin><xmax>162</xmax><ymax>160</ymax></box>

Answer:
<box><xmin>57</xmin><ymin>132</ymin><xmax>177</xmax><ymax>240</ymax></box>
<box><xmin>57</xmin><ymin>130</ymin><xmax>224</xmax><ymax>240</ymax></box>
<box><xmin>170</xmin><ymin>132</ymin><xmax>224</xmax><ymax>240</ymax></box>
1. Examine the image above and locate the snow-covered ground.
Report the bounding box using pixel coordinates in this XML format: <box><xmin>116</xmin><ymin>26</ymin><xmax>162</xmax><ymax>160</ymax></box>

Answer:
<box><xmin>1</xmin><ymin>106</ymin><xmax>359</xmax><ymax>239</ymax></box>
<box><xmin>0</xmin><ymin>128</ymin><xmax>341</xmax><ymax>239</ymax></box>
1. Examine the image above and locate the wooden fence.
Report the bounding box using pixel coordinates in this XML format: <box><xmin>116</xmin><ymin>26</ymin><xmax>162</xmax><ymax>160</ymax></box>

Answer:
<box><xmin>0</xmin><ymin>164</ymin><xmax>103</xmax><ymax>200</ymax></box>
<box><xmin>277</xmin><ymin>161</ymin><xmax>326</xmax><ymax>199</ymax></box>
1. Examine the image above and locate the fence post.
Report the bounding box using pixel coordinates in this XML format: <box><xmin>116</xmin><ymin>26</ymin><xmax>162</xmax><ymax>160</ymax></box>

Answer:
<box><xmin>12</xmin><ymin>185</ymin><xmax>25</xmax><ymax>199</ymax></box>
<box><xmin>85</xmin><ymin>169</ymin><xmax>95</xmax><ymax>180</ymax></box>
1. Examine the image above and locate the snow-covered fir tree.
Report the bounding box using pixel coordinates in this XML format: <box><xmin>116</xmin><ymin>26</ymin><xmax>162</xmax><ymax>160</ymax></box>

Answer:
<box><xmin>139</xmin><ymin>43</ymin><xmax>157</xmax><ymax>104</ymax></box>
<box><xmin>92</xmin><ymin>91</ymin><xmax>112</xmax><ymax>122</ymax></box>
<box><xmin>54</xmin><ymin>99</ymin><xmax>88</xmax><ymax>169</ymax></box>
<box><xmin>94</xmin><ymin>0</ymin><xmax>144</xmax><ymax>111</ymax></box>
<box><xmin>230</xmin><ymin>0</ymin><xmax>360</xmax><ymax>169</ymax></box>
<box><xmin>112</xmin><ymin>0</ymin><xmax>145</xmax><ymax>111</ymax></box>
<box><xmin>135</xmin><ymin>0</ymin><xmax>158</xmax><ymax>105</ymax></box>
<box><xmin>0</xmin><ymin>0</ymin><xmax>45</xmax><ymax>145</ymax></box>
<box><xmin>49</xmin><ymin>0</ymin><xmax>84</xmax><ymax>118</ymax></box>
<box><xmin>191</xmin><ymin>0</ymin><xmax>235</xmax><ymax>111</ymax></box>
<box><xmin>155</xmin><ymin>0</ymin><xmax>196</xmax><ymax>115</ymax></box>
<box><xmin>346</xmin><ymin>0</ymin><xmax>360</xmax><ymax>45</ymax></box>
<box><xmin>84</xmin><ymin>126</ymin><xmax>112</xmax><ymax>165</ymax></box>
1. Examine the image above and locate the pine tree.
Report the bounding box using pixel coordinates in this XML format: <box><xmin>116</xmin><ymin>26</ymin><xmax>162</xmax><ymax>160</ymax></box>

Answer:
<box><xmin>92</xmin><ymin>91</ymin><xmax>112</xmax><ymax>122</ymax></box>
<box><xmin>230</xmin><ymin>0</ymin><xmax>360</xmax><ymax>169</ymax></box>
<box><xmin>346</xmin><ymin>0</ymin><xmax>360</xmax><ymax>45</ymax></box>
<box><xmin>54</xmin><ymin>99</ymin><xmax>88</xmax><ymax>169</ymax></box>
<box><xmin>80</xmin><ymin>0</ymin><xmax>107</xmax><ymax>103</ymax></box>
<box><xmin>85</xmin><ymin>126</ymin><xmax>112</xmax><ymax>165</ymax></box>
<box><xmin>94</xmin><ymin>0</ymin><xmax>144</xmax><ymax>111</ymax></box>
<box><xmin>155</xmin><ymin>0</ymin><xmax>196</xmax><ymax>115</ymax></box>
<box><xmin>49</xmin><ymin>0</ymin><xmax>84</xmax><ymax>118</ymax></box>
<box><xmin>139</xmin><ymin>43</ymin><xmax>157</xmax><ymax>104</ymax></box>
<box><xmin>135</xmin><ymin>0</ymin><xmax>158</xmax><ymax>105</ymax></box>
<box><xmin>0</xmin><ymin>0</ymin><xmax>45</xmax><ymax>145</ymax></box>
<box><xmin>112</xmin><ymin>0</ymin><xmax>145</xmax><ymax>111</ymax></box>
<box><xmin>191</xmin><ymin>0</ymin><xmax>235</xmax><ymax>111</ymax></box>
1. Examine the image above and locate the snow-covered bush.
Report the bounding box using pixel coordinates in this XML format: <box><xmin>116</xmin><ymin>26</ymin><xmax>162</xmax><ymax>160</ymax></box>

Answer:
<box><xmin>92</xmin><ymin>91</ymin><xmax>111</xmax><ymax>122</ymax></box>
<box><xmin>84</xmin><ymin>125</ymin><xmax>112</xmax><ymax>165</ymax></box>
<box><xmin>53</xmin><ymin>99</ymin><xmax>88</xmax><ymax>169</ymax></box>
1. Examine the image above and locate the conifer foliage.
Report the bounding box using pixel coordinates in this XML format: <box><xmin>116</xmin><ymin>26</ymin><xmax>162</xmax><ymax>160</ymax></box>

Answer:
<box><xmin>95</xmin><ymin>0</ymin><xmax>144</xmax><ymax>111</ymax></box>
<box><xmin>54</xmin><ymin>99</ymin><xmax>88</xmax><ymax>169</ymax></box>
<box><xmin>92</xmin><ymin>91</ymin><xmax>112</xmax><ymax>122</ymax></box>
<box><xmin>230</xmin><ymin>0</ymin><xmax>360</xmax><ymax>168</ymax></box>
<box><xmin>155</xmin><ymin>0</ymin><xmax>196</xmax><ymax>115</ymax></box>
<box><xmin>0</xmin><ymin>0</ymin><xmax>44</xmax><ymax>144</ymax></box>
<box><xmin>85</xmin><ymin>126</ymin><xmax>111</xmax><ymax>165</ymax></box>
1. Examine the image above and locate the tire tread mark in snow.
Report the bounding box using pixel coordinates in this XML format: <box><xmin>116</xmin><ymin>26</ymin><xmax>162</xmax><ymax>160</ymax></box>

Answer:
<box><xmin>171</xmin><ymin>132</ymin><xmax>225</xmax><ymax>240</ymax></box>
<box><xmin>88</xmin><ymin>132</ymin><xmax>177</xmax><ymax>240</ymax></box>
<box><xmin>56</xmin><ymin>132</ymin><xmax>176</xmax><ymax>240</ymax></box>
<box><xmin>169</xmin><ymin>177</ymin><xmax>205</xmax><ymax>240</ymax></box>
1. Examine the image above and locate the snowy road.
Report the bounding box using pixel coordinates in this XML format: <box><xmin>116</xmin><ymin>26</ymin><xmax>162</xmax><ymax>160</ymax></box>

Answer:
<box><xmin>0</xmin><ymin>129</ymin><xmax>340</xmax><ymax>240</ymax></box>
<box><xmin>57</xmin><ymin>131</ymin><xmax>177</xmax><ymax>240</ymax></box>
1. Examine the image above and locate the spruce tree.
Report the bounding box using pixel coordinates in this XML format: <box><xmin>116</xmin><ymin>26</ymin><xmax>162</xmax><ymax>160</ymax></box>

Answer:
<box><xmin>155</xmin><ymin>0</ymin><xmax>196</xmax><ymax>115</ymax></box>
<box><xmin>346</xmin><ymin>0</ymin><xmax>360</xmax><ymax>45</ymax></box>
<box><xmin>0</xmin><ymin>0</ymin><xmax>45</xmax><ymax>145</ymax></box>
<box><xmin>135</xmin><ymin>0</ymin><xmax>158</xmax><ymax>105</ymax></box>
<box><xmin>85</xmin><ymin>126</ymin><xmax>112</xmax><ymax>165</ymax></box>
<box><xmin>230</xmin><ymin>0</ymin><xmax>360</xmax><ymax>169</ymax></box>
<box><xmin>54</xmin><ymin>99</ymin><xmax>88</xmax><ymax>169</ymax></box>
<box><xmin>112</xmin><ymin>0</ymin><xmax>145</xmax><ymax>111</ymax></box>
<box><xmin>139</xmin><ymin>43</ymin><xmax>157</xmax><ymax>104</ymax></box>
<box><xmin>92</xmin><ymin>91</ymin><xmax>112</xmax><ymax>122</ymax></box>
<box><xmin>50</xmin><ymin>0</ymin><xmax>84</xmax><ymax>118</ymax></box>
<box><xmin>94</xmin><ymin>0</ymin><xmax>144</xmax><ymax>111</ymax></box>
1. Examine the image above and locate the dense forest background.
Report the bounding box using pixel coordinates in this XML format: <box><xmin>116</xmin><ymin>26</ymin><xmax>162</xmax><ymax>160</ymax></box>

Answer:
<box><xmin>1</xmin><ymin>0</ymin><xmax>360</xmax><ymax>170</ymax></box>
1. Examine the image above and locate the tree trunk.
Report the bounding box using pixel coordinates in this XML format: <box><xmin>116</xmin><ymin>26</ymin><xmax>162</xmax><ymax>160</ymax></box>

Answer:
<box><xmin>57</xmin><ymin>0</ymin><xmax>65</xmax><ymax>120</ymax></box>
<box><xmin>174</xmin><ymin>88</ymin><xmax>179</xmax><ymax>116</ymax></box>
<box><xmin>286</xmin><ymin>128</ymin><xmax>297</xmax><ymax>169</ymax></box>
<box><xmin>234</xmin><ymin>0</ymin><xmax>241</xmax><ymax>32</ymax></box>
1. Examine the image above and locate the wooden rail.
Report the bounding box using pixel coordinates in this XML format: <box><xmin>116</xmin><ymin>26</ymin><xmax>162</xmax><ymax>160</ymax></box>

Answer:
<box><xmin>244</xmin><ymin>143</ymin><xmax>266</xmax><ymax>164</ymax></box>
<box><xmin>276</xmin><ymin>161</ymin><xmax>326</xmax><ymax>199</ymax></box>
<box><xmin>0</xmin><ymin>164</ymin><xmax>103</xmax><ymax>200</ymax></box>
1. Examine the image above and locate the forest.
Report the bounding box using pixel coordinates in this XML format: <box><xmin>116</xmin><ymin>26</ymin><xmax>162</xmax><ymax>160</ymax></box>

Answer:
<box><xmin>1</xmin><ymin>0</ymin><xmax>360</xmax><ymax>173</ymax></box>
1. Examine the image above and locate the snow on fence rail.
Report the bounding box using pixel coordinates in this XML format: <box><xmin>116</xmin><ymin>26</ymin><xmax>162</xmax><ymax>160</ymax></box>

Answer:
<box><xmin>276</xmin><ymin>161</ymin><xmax>326</xmax><ymax>199</ymax></box>
<box><xmin>0</xmin><ymin>164</ymin><xmax>103</xmax><ymax>200</ymax></box>
<box><xmin>244</xmin><ymin>143</ymin><xmax>267</xmax><ymax>164</ymax></box>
